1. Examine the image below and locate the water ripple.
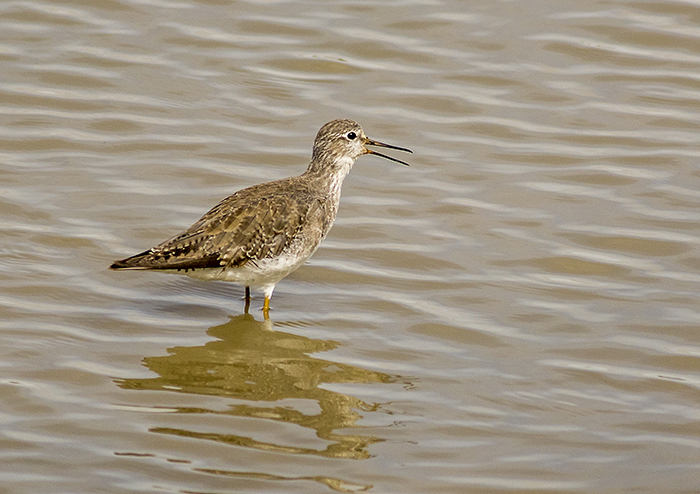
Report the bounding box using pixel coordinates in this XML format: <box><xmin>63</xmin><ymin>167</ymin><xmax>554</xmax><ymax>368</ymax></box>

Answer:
<box><xmin>2</xmin><ymin>0</ymin><xmax>700</xmax><ymax>492</ymax></box>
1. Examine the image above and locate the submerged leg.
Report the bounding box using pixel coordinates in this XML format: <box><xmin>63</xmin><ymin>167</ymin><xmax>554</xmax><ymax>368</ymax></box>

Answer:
<box><xmin>244</xmin><ymin>286</ymin><xmax>251</xmax><ymax>314</ymax></box>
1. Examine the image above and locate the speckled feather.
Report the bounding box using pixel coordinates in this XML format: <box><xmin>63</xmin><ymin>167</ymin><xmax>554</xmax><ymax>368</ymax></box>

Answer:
<box><xmin>110</xmin><ymin>176</ymin><xmax>332</xmax><ymax>272</ymax></box>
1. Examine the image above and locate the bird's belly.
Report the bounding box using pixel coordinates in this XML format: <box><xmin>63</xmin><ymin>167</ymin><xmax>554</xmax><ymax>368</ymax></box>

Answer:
<box><xmin>181</xmin><ymin>250</ymin><xmax>310</xmax><ymax>288</ymax></box>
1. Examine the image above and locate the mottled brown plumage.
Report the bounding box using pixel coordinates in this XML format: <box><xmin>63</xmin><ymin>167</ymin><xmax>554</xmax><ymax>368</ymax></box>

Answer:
<box><xmin>111</xmin><ymin>119</ymin><xmax>412</xmax><ymax>316</ymax></box>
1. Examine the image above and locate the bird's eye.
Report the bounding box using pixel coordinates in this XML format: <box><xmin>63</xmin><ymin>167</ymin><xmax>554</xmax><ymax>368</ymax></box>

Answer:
<box><xmin>346</xmin><ymin>132</ymin><xmax>357</xmax><ymax>140</ymax></box>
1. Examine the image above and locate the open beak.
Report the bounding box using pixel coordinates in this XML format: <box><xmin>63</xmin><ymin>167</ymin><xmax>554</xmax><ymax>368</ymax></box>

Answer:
<box><xmin>364</xmin><ymin>138</ymin><xmax>413</xmax><ymax>167</ymax></box>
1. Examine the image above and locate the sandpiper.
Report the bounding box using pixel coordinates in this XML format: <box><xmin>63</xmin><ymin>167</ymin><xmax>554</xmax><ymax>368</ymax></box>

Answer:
<box><xmin>110</xmin><ymin>119</ymin><xmax>412</xmax><ymax>317</ymax></box>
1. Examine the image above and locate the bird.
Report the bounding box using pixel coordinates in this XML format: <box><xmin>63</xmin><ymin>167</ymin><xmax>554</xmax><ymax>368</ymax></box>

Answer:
<box><xmin>110</xmin><ymin>119</ymin><xmax>412</xmax><ymax>318</ymax></box>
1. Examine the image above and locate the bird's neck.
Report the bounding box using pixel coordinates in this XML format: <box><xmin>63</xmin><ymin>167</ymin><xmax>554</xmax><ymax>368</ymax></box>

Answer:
<box><xmin>303</xmin><ymin>156</ymin><xmax>355</xmax><ymax>200</ymax></box>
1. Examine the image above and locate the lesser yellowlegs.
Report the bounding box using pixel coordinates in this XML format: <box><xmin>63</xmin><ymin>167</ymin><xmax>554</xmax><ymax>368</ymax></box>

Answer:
<box><xmin>110</xmin><ymin>119</ymin><xmax>412</xmax><ymax>317</ymax></box>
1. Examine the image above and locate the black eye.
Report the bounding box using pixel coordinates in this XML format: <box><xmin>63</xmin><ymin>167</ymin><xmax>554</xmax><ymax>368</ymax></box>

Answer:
<box><xmin>346</xmin><ymin>132</ymin><xmax>357</xmax><ymax>140</ymax></box>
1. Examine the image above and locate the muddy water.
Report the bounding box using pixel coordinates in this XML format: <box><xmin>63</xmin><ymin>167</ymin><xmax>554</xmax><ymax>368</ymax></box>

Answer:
<box><xmin>1</xmin><ymin>0</ymin><xmax>699</xmax><ymax>492</ymax></box>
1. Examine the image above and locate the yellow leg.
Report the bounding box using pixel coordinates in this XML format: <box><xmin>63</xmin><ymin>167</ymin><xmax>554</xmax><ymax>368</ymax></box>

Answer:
<box><xmin>263</xmin><ymin>296</ymin><xmax>271</xmax><ymax>319</ymax></box>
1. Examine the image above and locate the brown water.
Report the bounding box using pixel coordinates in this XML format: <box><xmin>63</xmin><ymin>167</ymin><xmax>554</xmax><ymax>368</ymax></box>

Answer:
<box><xmin>2</xmin><ymin>0</ymin><xmax>700</xmax><ymax>492</ymax></box>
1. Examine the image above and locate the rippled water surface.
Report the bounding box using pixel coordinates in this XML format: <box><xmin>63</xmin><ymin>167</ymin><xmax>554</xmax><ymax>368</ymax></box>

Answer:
<box><xmin>2</xmin><ymin>0</ymin><xmax>700</xmax><ymax>492</ymax></box>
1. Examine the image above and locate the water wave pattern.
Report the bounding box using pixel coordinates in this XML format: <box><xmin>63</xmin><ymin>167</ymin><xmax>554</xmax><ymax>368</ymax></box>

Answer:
<box><xmin>1</xmin><ymin>0</ymin><xmax>699</xmax><ymax>492</ymax></box>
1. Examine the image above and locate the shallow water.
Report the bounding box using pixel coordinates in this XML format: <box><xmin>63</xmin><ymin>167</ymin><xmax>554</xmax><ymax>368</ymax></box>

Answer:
<box><xmin>1</xmin><ymin>0</ymin><xmax>700</xmax><ymax>492</ymax></box>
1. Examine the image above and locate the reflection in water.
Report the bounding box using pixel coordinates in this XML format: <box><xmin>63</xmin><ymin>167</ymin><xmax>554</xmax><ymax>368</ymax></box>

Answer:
<box><xmin>118</xmin><ymin>313</ymin><xmax>394</xmax><ymax>490</ymax></box>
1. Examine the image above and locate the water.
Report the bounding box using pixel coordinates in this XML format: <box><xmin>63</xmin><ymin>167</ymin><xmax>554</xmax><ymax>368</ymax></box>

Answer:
<box><xmin>1</xmin><ymin>0</ymin><xmax>699</xmax><ymax>492</ymax></box>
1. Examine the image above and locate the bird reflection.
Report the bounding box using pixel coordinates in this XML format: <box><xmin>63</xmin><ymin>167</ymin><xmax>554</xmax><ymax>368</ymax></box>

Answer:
<box><xmin>118</xmin><ymin>313</ymin><xmax>394</xmax><ymax>461</ymax></box>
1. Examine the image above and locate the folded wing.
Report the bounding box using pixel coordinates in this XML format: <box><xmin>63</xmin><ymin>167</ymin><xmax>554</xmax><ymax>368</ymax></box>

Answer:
<box><xmin>111</xmin><ymin>184</ymin><xmax>320</xmax><ymax>272</ymax></box>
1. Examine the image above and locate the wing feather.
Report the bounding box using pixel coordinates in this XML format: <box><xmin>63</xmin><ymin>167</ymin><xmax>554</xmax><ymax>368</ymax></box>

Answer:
<box><xmin>110</xmin><ymin>179</ymin><xmax>322</xmax><ymax>272</ymax></box>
